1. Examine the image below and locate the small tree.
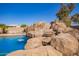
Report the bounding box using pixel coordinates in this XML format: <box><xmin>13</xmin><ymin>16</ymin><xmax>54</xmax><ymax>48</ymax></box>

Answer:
<box><xmin>0</xmin><ymin>24</ymin><xmax>8</xmax><ymax>34</ymax></box>
<box><xmin>56</xmin><ymin>3</ymin><xmax>75</xmax><ymax>27</ymax></box>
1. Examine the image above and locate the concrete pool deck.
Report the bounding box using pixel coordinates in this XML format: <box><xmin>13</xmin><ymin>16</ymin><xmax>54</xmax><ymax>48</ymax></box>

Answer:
<box><xmin>0</xmin><ymin>33</ymin><xmax>26</xmax><ymax>37</ymax></box>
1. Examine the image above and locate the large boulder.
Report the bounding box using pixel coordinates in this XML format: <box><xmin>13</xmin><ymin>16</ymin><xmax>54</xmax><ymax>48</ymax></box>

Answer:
<box><xmin>66</xmin><ymin>28</ymin><xmax>79</xmax><ymax>55</ymax></box>
<box><xmin>7</xmin><ymin>46</ymin><xmax>62</xmax><ymax>56</ymax></box>
<box><xmin>28</xmin><ymin>46</ymin><xmax>63</xmax><ymax>56</ymax></box>
<box><xmin>50</xmin><ymin>21</ymin><xmax>68</xmax><ymax>33</ymax></box>
<box><xmin>25</xmin><ymin>37</ymin><xmax>43</xmax><ymax>49</ymax></box>
<box><xmin>42</xmin><ymin>37</ymin><xmax>51</xmax><ymax>46</ymax></box>
<box><xmin>51</xmin><ymin>33</ymin><xmax>78</xmax><ymax>55</ymax></box>
<box><xmin>26</xmin><ymin>30</ymin><xmax>44</xmax><ymax>38</ymax></box>
<box><xmin>66</xmin><ymin>29</ymin><xmax>79</xmax><ymax>55</ymax></box>
<box><xmin>25</xmin><ymin>46</ymin><xmax>48</xmax><ymax>56</ymax></box>
<box><xmin>25</xmin><ymin>37</ymin><xmax>53</xmax><ymax>49</ymax></box>
<box><xmin>45</xmin><ymin>46</ymin><xmax>62</xmax><ymax>56</ymax></box>
<box><xmin>66</xmin><ymin>28</ymin><xmax>79</xmax><ymax>41</ymax></box>
<box><xmin>43</xmin><ymin>29</ymin><xmax>55</xmax><ymax>37</ymax></box>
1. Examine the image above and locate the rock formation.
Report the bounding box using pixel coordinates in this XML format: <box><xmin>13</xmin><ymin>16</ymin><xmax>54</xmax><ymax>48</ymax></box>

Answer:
<box><xmin>26</xmin><ymin>30</ymin><xmax>44</xmax><ymax>38</ymax></box>
<box><xmin>50</xmin><ymin>21</ymin><xmax>68</xmax><ymax>33</ymax></box>
<box><xmin>26</xmin><ymin>22</ymin><xmax>51</xmax><ymax>38</ymax></box>
<box><xmin>56</xmin><ymin>3</ymin><xmax>75</xmax><ymax>27</ymax></box>
<box><xmin>7</xmin><ymin>46</ymin><xmax>62</xmax><ymax>56</ymax></box>
<box><xmin>43</xmin><ymin>29</ymin><xmax>55</xmax><ymax>37</ymax></box>
<box><xmin>7</xmin><ymin>20</ymin><xmax>79</xmax><ymax>56</ymax></box>
<box><xmin>7</xmin><ymin>3</ymin><xmax>79</xmax><ymax>56</ymax></box>
<box><xmin>25</xmin><ymin>37</ymin><xmax>43</xmax><ymax>49</ymax></box>
<box><xmin>51</xmin><ymin>33</ymin><xmax>79</xmax><ymax>55</ymax></box>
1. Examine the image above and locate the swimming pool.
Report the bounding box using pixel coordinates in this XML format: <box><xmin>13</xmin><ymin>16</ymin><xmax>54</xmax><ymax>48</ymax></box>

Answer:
<box><xmin>0</xmin><ymin>35</ymin><xmax>29</xmax><ymax>56</ymax></box>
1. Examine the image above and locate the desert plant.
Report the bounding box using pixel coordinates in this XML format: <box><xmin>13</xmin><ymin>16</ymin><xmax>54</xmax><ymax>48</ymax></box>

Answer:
<box><xmin>56</xmin><ymin>3</ymin><xmax>75</xmax><ymax>27</ymax></box>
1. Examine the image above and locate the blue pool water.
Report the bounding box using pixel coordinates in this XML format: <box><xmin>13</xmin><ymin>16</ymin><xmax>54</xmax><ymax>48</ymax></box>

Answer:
<box><xmin>0</xmin><ymin>35</ymin><xmax>29</xmax><ymax>56</ymax></box>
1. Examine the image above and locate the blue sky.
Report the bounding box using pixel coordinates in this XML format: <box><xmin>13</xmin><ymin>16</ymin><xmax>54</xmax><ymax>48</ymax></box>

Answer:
<box><xmin>0</xmin><ymin>3</ymin><xmax>79</xmax><ymax>25</ymax></box>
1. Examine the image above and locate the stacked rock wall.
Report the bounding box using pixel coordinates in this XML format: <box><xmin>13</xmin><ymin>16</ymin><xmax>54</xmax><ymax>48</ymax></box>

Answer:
<box><xmin>7</xmin><ymin>21</ymin><xmax>79</xmax><ymax>56</ymax></box>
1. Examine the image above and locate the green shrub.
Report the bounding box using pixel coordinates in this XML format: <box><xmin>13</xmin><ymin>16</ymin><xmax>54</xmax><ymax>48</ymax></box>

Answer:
<box><xmin>64</xmin><ymin>20</ymin><xmax>72</xmax><ymax>27</ymax></box>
